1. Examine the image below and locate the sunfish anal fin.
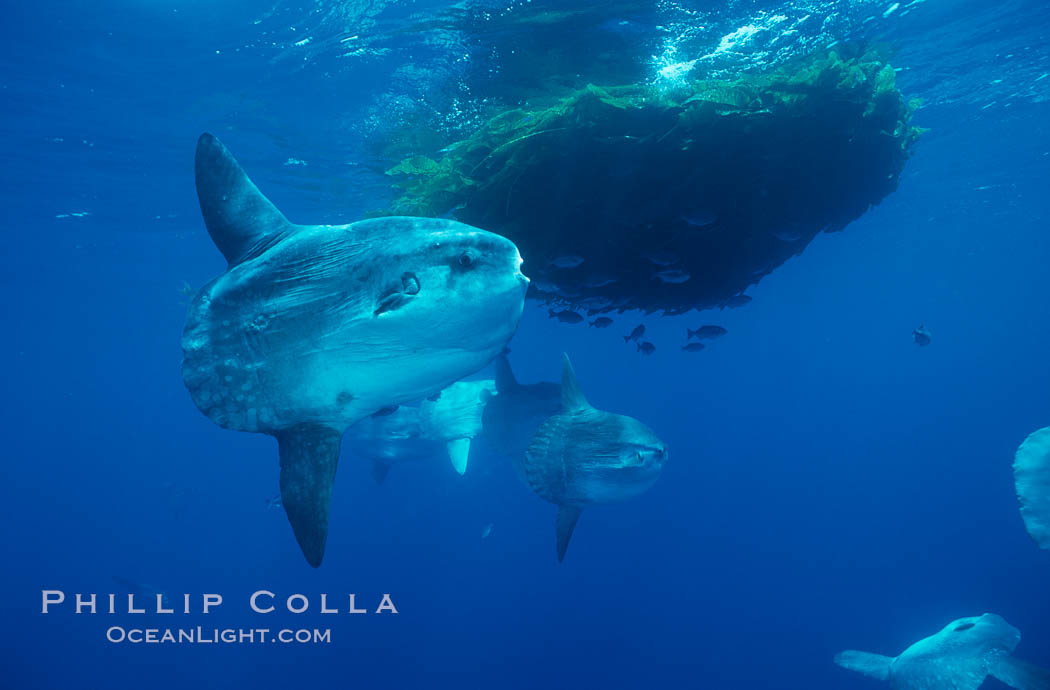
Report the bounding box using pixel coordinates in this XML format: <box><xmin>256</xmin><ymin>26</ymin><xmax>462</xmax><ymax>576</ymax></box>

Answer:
<box><xmin>447</xmin><ymin>438</ymin><xmax>471</xmax><ymax>476</ymax></box>
<box><xmin>277</xmin><ymin>424</ymin><xmax>342</xmax><ymax>568</ymax></box>
<box><xmin>195</xmin><ymin>133</ymin><xmax>292</xmax><ymax>266</ymax></box>
<box><xmin>834</xmin><ymin>651</ymin><xmax>893</xmax><ymax>681</ymax></box>
<box><xmin>371</xmin><ymin>460</ymin><xmax>391</xmax><ymax>485</ymax></box>
<box><xmin>993</xmin><ymin>657</ymin><xmax>1050</xmax><ymax>690</ymax></box>
<box><xmin>560</xmin><ymin>353</ymin><xmax>591</xmax><ymax>413</ymax></box>
<box><xmin>556</xmin><ymin>505</ymin><xmax>583</xmax><ymax>563</ymax></box>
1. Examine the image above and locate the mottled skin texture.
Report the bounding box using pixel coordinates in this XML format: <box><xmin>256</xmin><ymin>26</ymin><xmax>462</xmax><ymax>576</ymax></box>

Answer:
<box><xmin>183</xmin><ymin>219</ymin><xmax>525</xmax><ymax>432</ymax></box>
<box><xmin>182</xmin><ymin>134</ymin><xmax>527</xmax><ymax>566</ymax></box>
<box><xmin>836</xmin><ymin>614</ymin><xmax>1050</xmax><ymax>690</ymax></box>
<box><xmin>520</xmin><ymin>354</ymin><xmax>667</xmax><ymax>560</ymax></box>
<box><xmin>524</xmin><ymin>409</ymin><xmax>666</xmax><ymax>506</ymax></box>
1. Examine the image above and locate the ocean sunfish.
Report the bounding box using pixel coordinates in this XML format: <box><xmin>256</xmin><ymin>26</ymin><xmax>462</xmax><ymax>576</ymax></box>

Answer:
<box><xmin>182</xmin><ymin>134</ymin><xmax>528</xmax><ymax>566</ymax></box>
<box><xmin>835</xmin><ymin>613</ymin><xmax>1050</xmax><ymax>689</ymax></box>
<box><xmin>345</xmin><ymin>406</ymin><xmax>436</xmax><ymax>484</ymax></box>
<box><xmin>480</xmin><ymin>354</ymin><xmax>562</xmax><ymax>466</ymax></box>
<box><xmin>520</xmin><ymin>354</ymin><xmax>668</xmax><ymax>561</ymax></box>
<box><xmin>1014</xmin><ymin>426</ymin><xmax>1050</xmax><ymax>551</ymax></box>
<box><xmin>420</xmin><ymin>380</ymin><xmax>497</xmax><ymax>475</ymax></box>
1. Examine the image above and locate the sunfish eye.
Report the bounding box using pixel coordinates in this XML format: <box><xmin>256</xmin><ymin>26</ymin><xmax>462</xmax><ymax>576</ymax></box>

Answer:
<box><xmin>459</xmin><ymin>251</ymin><xmax>475</xmax><ymax>268</ymax></box>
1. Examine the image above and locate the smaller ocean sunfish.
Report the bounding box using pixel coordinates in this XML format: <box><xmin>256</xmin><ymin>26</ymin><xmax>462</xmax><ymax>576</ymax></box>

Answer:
<box><xmin>520</xmin><ymin>354</ymin><xmax>668</xmax><ymax>561</ymax></box>
<box><xmin>835</xmin><ymin>613</ymin><xmax>1050</xmax><ymax>690</ymax></box>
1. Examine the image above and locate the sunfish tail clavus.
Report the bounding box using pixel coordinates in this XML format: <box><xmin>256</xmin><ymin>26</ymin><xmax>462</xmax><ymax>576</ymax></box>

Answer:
<box><xmin>182</xmin><ymin>134</ymin><xmax>528</xmax><ymax>567</ymax></box>
<box><xmin>521</xmin><ymin>354</ymin><xmax>667</xmax><ymax>561</ymax></box>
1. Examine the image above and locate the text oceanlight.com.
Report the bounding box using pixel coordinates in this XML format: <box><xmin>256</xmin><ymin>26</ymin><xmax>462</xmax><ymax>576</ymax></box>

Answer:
<box><xmin>106</xmin><ymin>627</ymin><xmax>331</xmax><ymax>644</ymax></box>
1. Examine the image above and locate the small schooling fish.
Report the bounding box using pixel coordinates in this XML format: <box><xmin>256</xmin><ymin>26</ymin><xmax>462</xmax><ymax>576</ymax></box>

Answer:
<box><xmin>623</xmin><ymin>324</ymin><xmax>645</xmax><ymax>343</ymax></box>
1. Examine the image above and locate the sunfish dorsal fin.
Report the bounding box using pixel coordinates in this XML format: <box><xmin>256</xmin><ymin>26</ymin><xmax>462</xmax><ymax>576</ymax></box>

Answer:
<box><xmin>560</xmin><ymin>353</ymin><xmax>591</xmax><ymax>413</ymax></box>
<box><xmin>556</xmin><ymin>505</ymin><xmax>583</xmax><ymax>562</ymax></box>
<box><xmin>834</xmin><ymin>651</ymin><xmax>893</xmax><ymax>681</ymax></box>
<box><xmin>195</xmin><ymin>133</ymin><xmax>292</xmax><ymax>266</ymax></box>
<box><xmin>447</xmin><ymin>438</ymin><xmax>471</xmax><ymax>476</ymax></box>
<box><xmin>276</xmin><ymin>424</ymin><xmax>342</xmax><ymax>568</ymax></box>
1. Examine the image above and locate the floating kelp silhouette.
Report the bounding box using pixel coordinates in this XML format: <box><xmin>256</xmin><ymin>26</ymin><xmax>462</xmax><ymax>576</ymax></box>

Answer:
<box><xmin>381</xmin><ymin>49</ymin><xmax>922</xmax><ymax>315</ymax></box>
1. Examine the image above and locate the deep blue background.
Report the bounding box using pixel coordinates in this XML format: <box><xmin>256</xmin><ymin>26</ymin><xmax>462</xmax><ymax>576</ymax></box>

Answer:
<box><xmin>1</xmin><ymin>1</ymin><xmax>1048</xmax><ymax>688</ymax></box>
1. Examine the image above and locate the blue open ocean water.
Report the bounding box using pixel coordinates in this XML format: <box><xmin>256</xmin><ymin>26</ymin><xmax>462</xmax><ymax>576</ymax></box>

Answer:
<box><xmin>2</xmin><ymin>1</ymin><xmax>1048</xmax><ymax>688</ymax></box>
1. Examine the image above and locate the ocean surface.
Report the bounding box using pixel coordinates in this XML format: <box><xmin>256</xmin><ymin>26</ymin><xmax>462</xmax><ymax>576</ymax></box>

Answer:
<box><xmin>2</xmin><ymin>1</ymin><xmax>1049</xmax><ymax>688</ymax></box>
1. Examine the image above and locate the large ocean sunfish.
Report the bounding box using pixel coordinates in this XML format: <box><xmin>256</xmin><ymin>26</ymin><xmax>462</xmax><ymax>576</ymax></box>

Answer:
<box><xmin>520</xmin><ymin>354</ymin><xmax>667</xmax><ymax>561</ymax></box>
<box><xmin>835</xmin><ymin>613</ymin><xmax>1050</xmax><ymax>689</ymax></box>
<box><xmin>182</xmin><ymin>134</ymin><xmax>528</xmax><ymax>566</ymax></box>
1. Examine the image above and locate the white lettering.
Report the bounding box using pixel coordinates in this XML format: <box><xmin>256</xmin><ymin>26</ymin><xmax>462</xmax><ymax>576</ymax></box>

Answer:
<box><xmin>75</xmin><ymin>593</ymin><xmax>96</xmax><ymax>614</ymax></box>
<box><xmin>250</xmin><ymin>590</ymin><xmax>275</xmax><ymax>613</ymax></box>
<box><xmin>376</xmin><ymin>594</ymin><xmax>398</xmax><ymax>614</ymax></box>
<box><xmin>41</xmin><ymin>590</ymin><xmax>65</xmax><ymax>613</ymax></box>
<box><xmin>286</xmin><ymin>594</ymin><xmax>308</xmax><ymax>614</ymax></box>
<box><xmin>202</xmin><ymin>593</ymin><xmax>222</xmax><ymax>614</ymax></box>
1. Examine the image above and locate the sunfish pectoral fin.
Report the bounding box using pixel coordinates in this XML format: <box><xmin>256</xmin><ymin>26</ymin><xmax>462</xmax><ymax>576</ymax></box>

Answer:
<box><xmin>195</xmin><ymin>133</ymin><xmax>292</xmax><ymax>266</ymax></box>
<box><xmin>833</xmin><ymin>651</ymin><xmax>893</xmax><ymax>681</ymax></box>
<box><xmin>556</xmin><ymin>505</ymin><xmax>583</xmax><ymax>563</ymax></box>
<box><xmin>276</xmin><ymin>424</ymin><xmax>342</xmax><ymax>568</ymax></box>
<box><xmin>447</xmin><ymin>438</ymin><xmax>471</xmax><ymax>476</ymax></box>
<box><xmin>560</xmin><ymin>353</ymin><xmax>591</xmax><ymax>413</ymax></box>
<box><xmin>993</xmin><ymin>657</ymin><xmax>1050</xmax><ymax>690</ymax></box>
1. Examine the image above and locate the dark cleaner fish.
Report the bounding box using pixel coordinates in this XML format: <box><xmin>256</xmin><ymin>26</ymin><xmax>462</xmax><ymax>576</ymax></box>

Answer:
<box><xmin>723</xmin><ymin>294</ymin><xmax>752</xmax><ymax>308</ymax></box>
<box><xmin>589</xmin><ymin>317</ymin><xmax>613</xmax><ymax>328</ymax></box>
<box><xmin>913</xmin><ymin>324</ymin><xmax>932</xmax><ymax>346</ymax></box>
<box><xmin>181</xmin><ymin>134</ymin><xmax>528</xmax><ymax>567</ymax></box>
<box><xmin>521</xmin><ymin>354</ymin><xmax>668</xmax><ymax>561</ymax></box>
<box><xmin>681</xmin><ymin>342</ymin><xmax>705</xmax><ymax>352</ymax></box>
<box><xmin>637</xmin><ymin>341</ymin><xmax>656</xmax><ymax>355</ymax></box>
<box><xmin>549</xmin><ymin>308</ymin><xmax>584</xmax><ymax>324</ymax></box>
<box><xmin>835</xmin><ymin>613</ymin><xmax>1050</xmax><ymax>690</ymax></box>
<box><xmin>687</xmin><ymin>325</ymin><xmax>727</xmax><ymax>340</ymax></box>
<box><xmin>623</xmin><ymin>324</ymin><xmax>645</xmax><ymax>343</ymax></box>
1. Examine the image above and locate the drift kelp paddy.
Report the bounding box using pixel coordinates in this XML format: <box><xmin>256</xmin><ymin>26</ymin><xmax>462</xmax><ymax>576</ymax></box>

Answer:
<box><xmin>380</xmin><ymin>49</ymin><xmax>922</xmax><ymax>315</ymax></box>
